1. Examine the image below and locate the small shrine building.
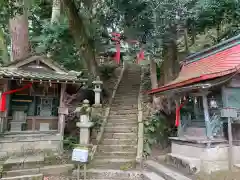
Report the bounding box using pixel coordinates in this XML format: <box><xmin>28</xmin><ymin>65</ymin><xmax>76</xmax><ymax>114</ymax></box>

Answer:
<box><xmin>0</xmin><ymin>55</ymin><xmax>86</xmax><ymax>155</ymax></box>
<box><xmin>148</xmin><ymin>34</ymin><xmax>240</xmax><ymax>173</ymax></box>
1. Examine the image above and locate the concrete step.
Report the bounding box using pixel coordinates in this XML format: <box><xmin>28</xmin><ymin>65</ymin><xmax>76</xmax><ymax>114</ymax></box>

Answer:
<box><xmin>104</xmin><ymin>127</ymin><xmax>138</xmax><ymax>133</ymax></box>
<box><xmin>145</xmin><ymin>160</ymin><xmax>192</xmax><ymax>180</ymax></box>
<box><xmin>103</xmin><ymin>132</ymin><xmax>137</xmax><ymax>139</ymax></box>
<box><xmin>98</xmin><ymin>145</ymin><xmax>137</xmax><ymax>152</ymax></box>
<box><xmin>185</xmin><ymin>127</ymin><xmax>206</xmax><ymax>137</ymax></box>
<box><xmin>4</xmin><ymin>164</ymin><xmax>74</xmax><ymax>177</ymax></box>
<box><xmin>165</xmin><ymin>153</ymin><xmax>200</xmax><ymax>174</ymax></box>
<box><xmin>1</xmin><ymin>174</ymin><xmax>43</xmax><ymax>180</ymax></box>
<box><xmin>91</xmin><ymin>159</ymin><xmax>136</xmax><ymax>169</ymax></box>
<box><xmin>95</xmin><ymin>151</ymin><xmax>136</xmax><ymax>158</ymax></box>
<box><xmin>3</xmin><ymin>155</ymin><xmax>44</xmax><ymax>171</ymax></box>
<box><xmin>73</xmin><ymin>169</ymin><xmax>143</xmax><ymax>179</ymax></box>
<box><xmin>144</xmin><ymin>172</ymin><xmax>165</xmax><ymax>180</ymax></box>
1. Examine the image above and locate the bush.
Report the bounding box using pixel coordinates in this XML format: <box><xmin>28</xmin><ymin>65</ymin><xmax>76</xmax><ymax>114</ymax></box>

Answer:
<box><xmin>143</xmin><ymin>112</ymin><xmax>176</xmax><ymax>157</ymax></box>
<box><xmin>99</xmin><ymin>64</ymin><xmax>117</xmax><ymax>80</ymax></box>
<box><xmin>63</xmin><ymin>136</ymin><xmax>79</xmax><ymax>150</ymax></box>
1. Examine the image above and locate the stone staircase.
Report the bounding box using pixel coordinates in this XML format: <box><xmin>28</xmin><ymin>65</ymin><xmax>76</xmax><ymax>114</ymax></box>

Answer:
<box><xmin>92</xmin><ymin>65</ymin><xmax>141</xmax><ymax>170</ymax></box>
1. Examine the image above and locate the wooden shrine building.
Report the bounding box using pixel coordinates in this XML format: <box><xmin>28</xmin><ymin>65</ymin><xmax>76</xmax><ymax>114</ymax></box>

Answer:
<box><xmin>148</xmin><ymin>34</ymin><xmax>240</xmax><ymax>173</ymax></box>
<box><xmin>0</xmin><ymin>55</ymin><xmax>86</xmax><ymax>156</ymax></box>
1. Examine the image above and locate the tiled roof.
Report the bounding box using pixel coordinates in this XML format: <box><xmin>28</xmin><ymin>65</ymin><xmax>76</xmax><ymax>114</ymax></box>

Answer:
<box><xmin>0</xmin><ymin>68</ymin><xmax>87</xmax><ymax>83</ymax></box>
<box><xmin>148</xmin><ymin>37</ymin><xmax>240</xmax><ymax>94</ymax></box>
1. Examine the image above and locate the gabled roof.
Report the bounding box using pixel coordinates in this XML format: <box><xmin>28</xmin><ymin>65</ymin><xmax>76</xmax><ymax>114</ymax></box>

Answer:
<box><xmin>5</xmin><ymin>55</ymin><xmax>67</xmax><ymax>73</ymax></box>
<box><xmin>1</xmin><ymin>54</ymin><xmax>87</xmax><ymax>84</ymax></box>
<box><xmin>148</xmin><ymin>34</ymin><xmax>240</xmax><ymax>94</ymax></box>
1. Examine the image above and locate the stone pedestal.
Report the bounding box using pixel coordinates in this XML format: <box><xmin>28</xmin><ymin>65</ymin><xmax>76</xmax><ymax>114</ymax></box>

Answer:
<box><xmin>93</xmin><ymin>89</ymin><xmax>102</xmax><ymax>107</ymax></box>
<box><xmin>92</xmin><ymin>76</ymin><xmax>103</xmax><ymax>107</ymax></box>
<box><xmin>76</xmin><ymin>122</ymin><xmax>94</xmax><ymax>145</ymax></box>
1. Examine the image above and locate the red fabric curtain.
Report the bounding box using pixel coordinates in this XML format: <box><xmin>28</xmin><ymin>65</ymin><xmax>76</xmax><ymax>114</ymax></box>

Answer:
<box><xmin>137</xmin><ymin>48</ymin><xmax>144</xmax><ymax>64</ymax></box>
<box><xmin>0</xmin><ymin>83</ymin><xmax>32</xmax><ymax>112</ymax></box>
<box><xmin>175</xmin><ymin>101</ymin><xmax>186</xmax><ymax>127</ymax></box>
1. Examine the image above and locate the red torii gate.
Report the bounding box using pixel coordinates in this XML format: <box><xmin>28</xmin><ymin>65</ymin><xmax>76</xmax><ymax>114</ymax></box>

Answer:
<box><xmin>111</xmin><ymin>32</ymin><xmax>144</xmax><ymax>64</ymax></box>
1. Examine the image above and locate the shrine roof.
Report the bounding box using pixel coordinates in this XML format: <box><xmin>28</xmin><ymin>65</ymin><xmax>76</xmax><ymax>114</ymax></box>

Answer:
<box><xmin>148</xmin><ymin>34</ymin><xmax>240</xmax><ymax>94</ymax></box>
<box><xmin>0</xmin><ymin>67</ymin><xmax>87</xmax><ymax>84</ymax></box>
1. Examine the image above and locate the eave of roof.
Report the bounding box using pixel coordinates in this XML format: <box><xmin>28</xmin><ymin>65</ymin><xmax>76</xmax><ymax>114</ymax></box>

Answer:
<box><xmin>0</xmin><ymin>68</ymin><xmax>87</xmax><ymax>84</ymax></box>
<box><xmin>148</xmin><ymin>34</ymin><xmax>240</xmax><ymax>94</ymax></box>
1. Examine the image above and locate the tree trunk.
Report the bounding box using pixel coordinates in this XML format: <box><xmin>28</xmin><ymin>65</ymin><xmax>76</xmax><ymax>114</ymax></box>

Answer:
<box><xmin>0</xmin><ymin>28</ymin><xmax>9</xmax><ymax>64</ymax></box>
<box><xmin>9</xmin><ymin>0</ymin><xmax>30</xmax><ymax>61</ymax></box>
<box><xmin>160</xmin><ymin>26</ymin><xmax>179</xmax><ymax>85</ymax></box>
<box><xmin>150</xmin><ymin>59</ymin><xmax>158</xmax><ymax>89</ymax></box>
<box><xmin>61</xmin><ymin>0</ymin><xmax>99</xmax><ymax>77</ymax></box>
<box><xmin>51</xmin><ymin>0</ymin><xmax>61</xmax><ymax>24</ymax></box>
<box><xmin>183</xmin><ymin>28</ymin><xmax>189</xmax><ymax>53</ymax></box>
<box><xmin>9</xmin><ymin>15</ymin><xmax>30</xmax><ymax>61</ymax></box>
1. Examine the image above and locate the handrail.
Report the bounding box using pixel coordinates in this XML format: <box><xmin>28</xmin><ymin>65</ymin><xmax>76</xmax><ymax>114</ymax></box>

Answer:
<box><xmin>136</xmin><ymin>66</ymin><xmax>144</xmax><ymax>167</ymax></box>
<box><xmin>90</xmin><ymin>63</ymin><xmax>126</xmax><ymax>161</ymax></box>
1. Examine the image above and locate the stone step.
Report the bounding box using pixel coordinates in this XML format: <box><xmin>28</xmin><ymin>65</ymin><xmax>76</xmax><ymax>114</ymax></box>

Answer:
<box><xmin>91</xmin><ymin>159</ymin><xmax>136</xmax><ymax>170</ymax></box>
<box><xmin>73</xmin><ymin>169</ymin><xmax>143</xmax><ymax>179</ymax></box>
<box><xmin>145</xmin><ymin>160</ymin><xmax>192</xmax><ymax>180</ymax></box>
<box><xmin>95</xmin><ymin>151</ymin><xmax>136</xmax><ymax>158</ymax></box>
<box><xmin>103</xmin><ymin>132</ymin><xmax>137</xmax><ymax>139</ymax></box>
<box><xmin>109</xmin><ymin>114</ymin><xmax>137</xmax><ymax>119</ymax></box>
<box><xmin>3</xmin><ymin>155</ymin><xmax>44</xmax><ymax>171</ymax></box>
<box><xmin>104</xmin><ymin>127</ymin><xmax>138</xmax><ymax>133</ymax></box>
<box><xmin>111</xmin><ymin>106</ymin><xmax>138</xmax><ymax>110</ymax></box>
<box><xmin>4</xmin><ymin>164</ymin><xmax>74</xmax><ymax>177</ymax></box>
<box><xmin>98</xmin><ymin>145</ymin><xmax>137</xmax><ymax>152</ymax></box>
<box><xmin>1</xmin><ymin>174</ymin><xmax>43</xmax><ymax>180</ymax></box>
<box><xmin>144</xmin><ymin>172</ymin><xmax>165</xmax><ymax>180</ymax></box>
<box><xmin>114</xmin><ymin>95</ymin><xmax>138</xmax><ymax>98</ymax></box>
<box><xmin>110</xmin><ymin>110</ymin><xmax>138</xmax><ymax>115</ymax></box>
<box><xmin>106</xmin><ymin>122</ymin><xmax>138</xmax><ymax>126</ymax></box>
<box><xmin>108</xmin><ymin>115</ymin><xmax>137</xmax><ymax>123</ymax></box>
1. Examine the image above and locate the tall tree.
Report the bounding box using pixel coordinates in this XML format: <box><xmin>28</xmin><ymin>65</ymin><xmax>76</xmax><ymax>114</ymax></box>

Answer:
<box><xmin>51</xmin><ymin>0</ymin><xmax>61</xmax><ymax>24</ymax></box>
<box><xmin>61</xmin><ymin>0</ymin><xmax>99</xmax><ymax>77</ymax></box>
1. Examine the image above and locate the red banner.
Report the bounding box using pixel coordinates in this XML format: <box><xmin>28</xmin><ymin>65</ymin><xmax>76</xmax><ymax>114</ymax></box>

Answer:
<box><xmin>0</xmin><ymin>83</ymin><xmax>32</xmax><ymax>112</ymax></box>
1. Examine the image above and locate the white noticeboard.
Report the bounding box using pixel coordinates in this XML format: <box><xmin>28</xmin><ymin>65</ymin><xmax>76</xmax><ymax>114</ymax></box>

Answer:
<box><xmin>221</xmin><ymin>108</ymin><xmax>237</xmax><ymax>118</ymax></box>
<box><xmin>72</xmin><ymin>148</ymin><xmax>89</xmax><ymax>163</ymax></box>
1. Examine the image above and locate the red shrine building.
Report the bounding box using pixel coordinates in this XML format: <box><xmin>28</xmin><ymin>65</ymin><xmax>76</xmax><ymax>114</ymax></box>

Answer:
<box><xmin>148</xmin><ymin>34</ymin><xmax>240</xmax><ymax>173</ymax></box>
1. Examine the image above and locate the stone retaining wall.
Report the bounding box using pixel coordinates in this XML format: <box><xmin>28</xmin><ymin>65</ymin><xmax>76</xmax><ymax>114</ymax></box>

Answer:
<box><xmin>0</xmin><ymin>132</ymin><xmax>61</xmax><ymax>158</ymax></box>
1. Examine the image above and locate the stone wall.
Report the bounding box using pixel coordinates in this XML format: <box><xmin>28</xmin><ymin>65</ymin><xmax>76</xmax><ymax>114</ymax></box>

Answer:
<box><xmin>0</xmin><ymin>132</ymin><xmax>61</xmax><ymax>158</ymax></box>
<box><xmin>171</xmin><ymin>141</ymin><xmax>240</xmax><ymax>173</ymax></box>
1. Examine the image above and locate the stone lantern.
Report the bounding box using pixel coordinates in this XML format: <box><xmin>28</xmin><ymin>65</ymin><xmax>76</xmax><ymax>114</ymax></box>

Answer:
<box><xmin>92</xmin><ymin>76</ymin><xmax>103</xmax><ymax>107</ymax></box>
<box><xmin>74</xmin><ymin>99</ymin><xmax>94</xmax><ymax>145</ymax></box>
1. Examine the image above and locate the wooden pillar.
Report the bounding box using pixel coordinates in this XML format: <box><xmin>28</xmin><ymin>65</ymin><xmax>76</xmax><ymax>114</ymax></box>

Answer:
<box><xmin>58</xmin><ymin>83</ymin><xmax>66</xmax><ymax>134</ymax></box>
<box><xmin>2</xmin><ymin>80</ymin><xmax>9</xmax><ymax>132</ymax></box>
<box><xmin>202</xmin><ymin>92</ymin><xmax>211</xmax><ymax>138</ymax></box>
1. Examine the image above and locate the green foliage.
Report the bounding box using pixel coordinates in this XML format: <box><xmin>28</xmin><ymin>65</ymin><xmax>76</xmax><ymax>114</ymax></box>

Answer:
<box><xmin>91</xmin><ymin>114</ymin><xmax>103</xmax><ymax>132</ymax></box>
<box><xmin>63</xmin><ymin>136</ymin><xmax>79</xmax><ymax>150</ymax></box>
<box><xmin>99</xmin><ymin>64</ymin><xmax>117</xmax><ymax>80</ymax></box>
<box><xmin>143</xmin><ymin>112</ymin><xmax>176</xmax><ymax>157</ymax></box>
<box><xmin>31</xmin><ymin>20</ymin><xmax>84</xmax><ymax>70</ymax></box>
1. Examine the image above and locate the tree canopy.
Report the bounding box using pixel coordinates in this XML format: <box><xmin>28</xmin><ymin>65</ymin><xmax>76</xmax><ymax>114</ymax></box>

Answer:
<box><xmin>0</xmin><ymin>0</ymin><xmax>240</xmax><ymax>79</ymax></box>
